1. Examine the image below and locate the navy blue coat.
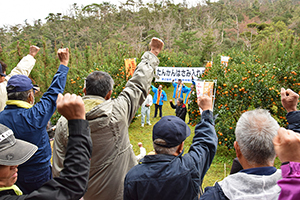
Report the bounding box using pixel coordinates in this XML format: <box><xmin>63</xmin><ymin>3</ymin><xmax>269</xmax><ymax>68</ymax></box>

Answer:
<box><xmin>0</xmin><ymin>65</ymin><xmax>68</xmax><ymax>179</ymax></box>
<box><xmin>124</xmin><ymin>110</ymin><xmax>218</xmax><ymax>200</ymax></box>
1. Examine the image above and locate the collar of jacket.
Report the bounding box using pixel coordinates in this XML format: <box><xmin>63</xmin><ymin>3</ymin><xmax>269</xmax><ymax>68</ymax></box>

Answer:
<box><xmin>140</xmin><ymin>150</ymin><xmax>185</xmax><ymax>164</ymax></box>
<box><xmin>6</xmin><ymin>100</ymin><xmax>33</xmax><ymax>109</ymax></box>
<box><xmin>0</xmin><ymin>185</ymin><xmax>22</xmax><ymax>196</ymax></box>
<box><xmin>240</xmin><ymin>166</ymin><xmax>277</xmax><ymax>176</ymax></box>
<box><xmin>82</xmin><ymin>95</ymin><xmax>105</xmax><ymax>113</ymax></box>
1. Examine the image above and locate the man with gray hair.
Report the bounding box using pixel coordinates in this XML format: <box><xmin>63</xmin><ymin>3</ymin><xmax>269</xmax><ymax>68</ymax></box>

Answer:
<box><xmin>53</xmin><ymin>37</ymin><xmax>164</xmax><ymax>200</ymax></box>
<box><xmin>201</xmin><ymin>109</ymin><xmax>281</xmax><ymax>199</ymax></box>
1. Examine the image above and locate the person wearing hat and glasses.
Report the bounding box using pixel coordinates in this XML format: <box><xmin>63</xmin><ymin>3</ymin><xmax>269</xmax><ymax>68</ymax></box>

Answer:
<box><xmin>0</xmin><ymin>93</ymin><xmax>92</xmax><ymax>199</ymax></box>
<box><xmin>0</xmin><ymin>46</ymin><xmax>40</xmax><ymax>112</ymax></box>
<box><xmin>0</xmin><ymin>48</ymin><xmax>70</xmax><ymax>194</ymax></box>
<box><xmin>124</xmin><ymin>95</ymin><xmax>218</xmax><ymax>200</ymax></box>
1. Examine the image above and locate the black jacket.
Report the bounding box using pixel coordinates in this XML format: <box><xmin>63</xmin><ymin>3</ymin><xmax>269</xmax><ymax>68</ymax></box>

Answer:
<box><xmin>0</xmin><ymin>119</ymin><xmax>92</xmax><ymax>200</ymax></box>
<box><xmin>170</xmin><ymin>101</ymin><xmax>187</xmax><ymax>122</ymax></box>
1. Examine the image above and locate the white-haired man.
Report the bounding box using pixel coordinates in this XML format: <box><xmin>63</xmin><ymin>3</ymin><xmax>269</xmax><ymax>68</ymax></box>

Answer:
<box><xmin>201</xmin><ymin>109</ymin><xmax>281</xmax><ymax>199</ymax></box>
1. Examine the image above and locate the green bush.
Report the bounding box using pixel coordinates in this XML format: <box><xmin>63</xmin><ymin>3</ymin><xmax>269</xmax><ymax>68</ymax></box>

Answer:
<box><xmin>189</xmin><ymin>49</ymin><xmax>300</xmax><ymax>149</ymax></box>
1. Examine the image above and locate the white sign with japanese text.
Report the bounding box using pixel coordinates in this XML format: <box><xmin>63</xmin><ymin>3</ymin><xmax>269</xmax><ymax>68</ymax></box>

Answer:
<box><xmin>155</xmin><ymin>67</ymin><xmax>205</xmax><ymax>83</ymax></box>
<box><xmin>196</xmin><ymin>81</ymin><xmax>215</xmax><ymax>113</ymax></box>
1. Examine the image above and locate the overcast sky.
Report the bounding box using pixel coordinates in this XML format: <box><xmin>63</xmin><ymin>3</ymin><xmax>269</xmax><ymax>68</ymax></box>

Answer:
<box><xmin>0</xmin><ymin>0</ymin><xmax>202</xmax><ymax>27</ymax></box>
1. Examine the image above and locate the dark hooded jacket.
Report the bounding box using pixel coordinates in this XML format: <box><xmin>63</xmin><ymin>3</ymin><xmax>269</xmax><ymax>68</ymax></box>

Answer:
<box><xmin>170</xmin><ymin>101</ymin><xmax>187</xmax><ymax>122</ymax></box>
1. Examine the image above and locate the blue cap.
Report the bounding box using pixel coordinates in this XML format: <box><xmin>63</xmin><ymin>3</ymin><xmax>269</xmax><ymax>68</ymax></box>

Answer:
<box><xmin>153</xmin><ymin>116</ymin><xmax>191</xmax><ymax>148</ymax></box>
<box><xmin>0</xmin><ymin>63</ymin><xmax>6</xmax><ymax>77</ymax></box>
<box><xmin>6</xmin><ymin>75</ymin><xmax>38</xmax><ymax>93</ymax></box>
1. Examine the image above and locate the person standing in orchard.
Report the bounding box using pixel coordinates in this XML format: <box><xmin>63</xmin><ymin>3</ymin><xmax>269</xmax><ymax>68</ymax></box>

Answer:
<box><xmin>151</xmin><ymin>84</ymin><xmax>167</xmax><ymax>118</ymax></box>
<box><xmin>172</xmin><ymin>79</ymin><xmax>187</xmax><ymax>104</ymax></box>
<box><xmin>141</xmin><ymin>89</ymin><xmax>153</xmax><ymax>127</ymax></box>
<box><xmin>184</xmin><ymin>76</ymin><xmax>196</xmax><ymax>124</ymax></box>
<box><xmin>170</xmin><ymin>97</ymin><xmax>187</xmax><ymax>122</ymax></box>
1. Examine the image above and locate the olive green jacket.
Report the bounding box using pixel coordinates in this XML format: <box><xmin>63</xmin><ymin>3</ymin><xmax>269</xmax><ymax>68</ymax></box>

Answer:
<box><xmin>52</xmin><ymin>51</ymin><xmax>159</xmax><ymax>200</ymax></box>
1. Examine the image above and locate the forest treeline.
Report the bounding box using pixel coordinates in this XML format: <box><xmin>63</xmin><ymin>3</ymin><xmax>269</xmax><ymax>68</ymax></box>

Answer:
<box><xmin>1</xmin><ymin>0</ymin><xmax>300</xmax><ymax>65</ymax></box>
<box><xmin>1</xmin><ymin>0</ymin><xmax>300</xmax><ymax>147</ymax></box>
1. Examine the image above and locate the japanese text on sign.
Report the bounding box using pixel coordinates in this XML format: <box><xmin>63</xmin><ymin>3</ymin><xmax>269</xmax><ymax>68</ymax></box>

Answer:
<box><xmin>196</xmin><ymin>81</ymin><xmax>215</xmax><ymax>113</ymax></box>
<box><xmin>155</xmin><ymin>67</ymin><xmax>205</xmax><ymax>83</ymax></box>
<box><xmin>196</xmin><ymin>81</ymin><xmax>214</xmax><ymax>98</ymax></box>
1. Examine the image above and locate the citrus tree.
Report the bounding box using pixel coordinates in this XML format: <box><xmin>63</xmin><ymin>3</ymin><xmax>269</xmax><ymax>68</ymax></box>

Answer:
<box><xmin>189</xmin><ymin>49</ymin><xmax>300</xmax><ymax>149</ymax></box>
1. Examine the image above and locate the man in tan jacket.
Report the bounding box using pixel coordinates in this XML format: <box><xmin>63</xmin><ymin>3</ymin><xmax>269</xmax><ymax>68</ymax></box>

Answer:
<box><xmin>0</xmin><ymin>45</ymin><xmax>40</xmax><ymax>111</ymax></box>
<box><xmin>52</xmin><ymin>37</ymin><xmax>164</xmax><ymax>200</ymax></box>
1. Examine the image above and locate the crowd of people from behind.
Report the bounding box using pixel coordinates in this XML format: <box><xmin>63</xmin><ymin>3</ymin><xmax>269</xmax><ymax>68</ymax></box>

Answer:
<box><xmin>0</xmin><ymin>37</ymin><xmax>299</xmax><ymax>200</ymax></box>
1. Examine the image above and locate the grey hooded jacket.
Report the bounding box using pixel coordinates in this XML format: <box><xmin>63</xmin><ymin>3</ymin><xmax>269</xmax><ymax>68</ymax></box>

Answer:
<box><xmin>201</xmin><ymin>169</ymin><xmax>282</xmax><ymax>200</ymax></box>
<box><xmin>52</xmin><ymin>51</ymin><xmax>159</xmax><ymax>200</ymax></box>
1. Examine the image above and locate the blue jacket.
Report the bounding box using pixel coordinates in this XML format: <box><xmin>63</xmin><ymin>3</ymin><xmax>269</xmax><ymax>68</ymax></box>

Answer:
<box><xmin>124</xmin><ymin>110</ymin><xmax>218</xmax><ymax>200</ymax></box>
<box><xmin>151</xmin><ymin>85</ymin><xmax>167</xmax><ymax>105</ymax></box>
<box><xmin>201</xmin><ymin>182</ymin><xmax>228</xmax><ymax>200</ymax></box>
<box><xmin>184</xmin><ymin>80</ymin><xmax>196</xmax><ymax>104</ymax></box>
<box><xmin>172</xmin><ymin>82</ymin><xmax>188</xmax><ymax>99</ymax></box>
<box><xmin>0</xmin><ymin>65</ymin><xmax>69</xmax><ymax>176</ymax></box>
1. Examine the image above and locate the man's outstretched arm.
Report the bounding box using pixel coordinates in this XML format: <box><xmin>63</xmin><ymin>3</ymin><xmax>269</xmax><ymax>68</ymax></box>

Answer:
<box><xmin>25</xmin><ymin>93</ymin><xmax>92</xmax><ymax>200</ymax></box>
<box><xmin>6</xmin><ymin>45</ymin><xmax>40</xmax><ymax>80</ymax></box>
<box><xmin>117</xmin><ymin>38</ymin><xmax>164</xmax><ymax>124</ymax></box>
<box><xmin>0</xmin><ymin>46</ymin><xmax>40</xmax><ymax>111</ymax></box>
<box><xmin>26</xmin><ymin>48</ymin><xmax>69</xmax><ymax>129</ymax></box>
<box><xmin>188</xmin><ymin>95</ymin><xmax>218</xmax><ymax>180</ymax></box>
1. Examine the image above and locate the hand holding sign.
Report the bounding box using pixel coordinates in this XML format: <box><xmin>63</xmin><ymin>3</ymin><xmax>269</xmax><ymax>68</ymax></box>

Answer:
<box><xmin>195</xmin><ymin>80</ymin><xmax>216</xmax><ymax>113</ymax></box>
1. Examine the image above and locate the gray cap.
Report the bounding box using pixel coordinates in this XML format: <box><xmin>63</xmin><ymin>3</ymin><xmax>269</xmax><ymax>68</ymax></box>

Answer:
<box><xmin>0</xmin><ymin>124</ymin><xmax>37</xmax><ymax>166</ymax></box>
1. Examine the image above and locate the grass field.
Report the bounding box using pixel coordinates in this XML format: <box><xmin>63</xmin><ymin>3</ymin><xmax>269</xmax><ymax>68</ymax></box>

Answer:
<box><xmin>50</xmin><ymin>84</ymin><xmax>281</xmax><ymax>190</ymax></box>
<box><xmin>128</xmin><ymin>85</ymin><xmax>281</xmax><ymax>189</ymax></box>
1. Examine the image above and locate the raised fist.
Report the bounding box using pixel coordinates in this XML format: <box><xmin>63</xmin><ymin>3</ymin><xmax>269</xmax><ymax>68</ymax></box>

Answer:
<box><xmin>57</xmin><ymin>48</ymin><xmax>69</xmax><ymax>66</ymax></box>
<box><xmin>281</xmin><ymin>88</ymin><xmax>299</xmax><ymax>113</ymax></box>
<box><xmin>197</xmin><ymin>95</ymin><xmax>213</xmax><ymax>111</ymax></box>
<box><xmin>150</xmin><ymin>37</ymin><xmax>164</xmax><ymax>56</ymax></box>
<box><xmin>56</xmin><ymin>93</ymin><xmax>85</xmax><ymax>120</ymax></box>
<box><xmin>273</xmin><ymin>128</ymin><xmax>300</xmax><ymax>163</ymax></box>
<box><xmin>29</xmin><ymin>45</ymin><xmax>40</xmax><ymax>57</ymax></box>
